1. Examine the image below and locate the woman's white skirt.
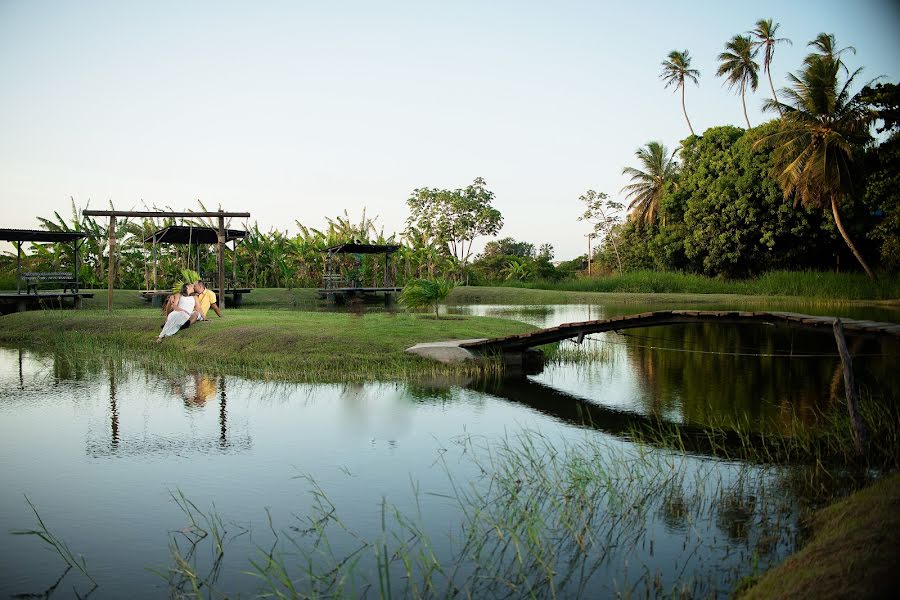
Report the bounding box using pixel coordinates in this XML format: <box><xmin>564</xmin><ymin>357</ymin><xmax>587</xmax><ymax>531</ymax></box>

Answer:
<box><xmin>160</xmin><ymin>311</ymin><xmax>190</xmax><ymax>338</ymax></box>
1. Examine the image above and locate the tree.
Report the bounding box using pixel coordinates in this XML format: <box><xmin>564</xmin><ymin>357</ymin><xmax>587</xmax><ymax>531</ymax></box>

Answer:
<box><xmin>399</xmin><ymin>278</ymin><xmax>455</xmax><ymax>319</ymax></box>
<box><xmin>620</xmin><ymin>142</ymin><xmax>679</xmax><ymax>227</ymax></box>
<box><xmin>859</xmin><ymin>82</ymin><xmax>900</xmax><ymax>134</ymax></box>
<box><xmin>755</xmin><ymin>38</ymin><xmax>877</xmax><ymax>277</ymax></box>
<box><xmin>405</xmin><ymin>177</ymin><xmax>503</xmax><ymax>273</ymax></box>
<box><xmin>578</xmin><ymin>190</ymin><xmax>624</xmax><ymax>273</ymax></box>
<box><xmin>717</xmin><ymin>35</ymin><xmax>760</xmax><ymax>129</ymax></box>
<box><xmin>749</xmin><ymin>19</ymin><xmax>791</xmax><ymax>116</ymax></box>
<box><xmin>660</xmin><ymin>50</ymin><xmax>701</xmax><ymax>136</ymax></box>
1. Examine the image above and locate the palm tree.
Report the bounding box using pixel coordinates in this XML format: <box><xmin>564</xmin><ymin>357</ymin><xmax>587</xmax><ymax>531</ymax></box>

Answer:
<box><xmin>717</xmin><ymin>35</ymin><xmax>760</xmax><ymax>128</ymax></box>
<box><xmin>755</xmin><ymin>47</ymin><xmax>876</xmax><ymax>278</ymax></box>
<box><xmin>621</xmin><ymin>142</ymin><xmax>678</xmax><ymax>226</ymax></box>
<box><xmin>749</xmin><ymin>19</ymin><xmax>791</xmax><ymax>116</ymax></box>
<box><xmin>806</xmin><ymin>32</ymin><xmax>855</xmax><ymax>72</ymax></box>
<box><xmin>660</xmin><ymin>50</ymin><xmax>700</xmax><ymax>136</ymax></box>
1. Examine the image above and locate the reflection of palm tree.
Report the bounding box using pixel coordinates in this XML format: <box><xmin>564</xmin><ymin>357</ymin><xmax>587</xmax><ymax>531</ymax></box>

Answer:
<box><xmin>717</xmin><ymin>35</ymin><xmax>760</xmax><ymax>129</ymax></box>
<box><xmin>660</xmin><ymin>50</ymin><xmax>700</xmax><ymax>136</ymax></box>
<box><xmin>621</xmin><ymin>142</ymin><xmax>678</xmax><ymax>226</ymax></box>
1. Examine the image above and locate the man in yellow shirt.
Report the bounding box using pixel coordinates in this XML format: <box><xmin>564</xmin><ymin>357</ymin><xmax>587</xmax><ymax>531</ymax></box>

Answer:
<box><xmin>193</xmin><ymin>280</ymin><xmax>223</xmax><ymax>319</ymax></box>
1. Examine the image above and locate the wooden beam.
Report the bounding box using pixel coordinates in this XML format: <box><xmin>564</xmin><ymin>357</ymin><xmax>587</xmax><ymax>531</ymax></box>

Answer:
<box><xmin>83</xmin><ymin>210</ymin><xmax>250</xmax><ymax>218</ymax></box>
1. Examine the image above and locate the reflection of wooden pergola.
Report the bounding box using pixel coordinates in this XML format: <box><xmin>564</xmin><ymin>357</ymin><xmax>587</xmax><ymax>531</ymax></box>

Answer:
<box><xmin>82</xmin><ymin>209</ymin><xmax>249</xmax><ymax>310</ymax></box>
<box><xmin>318</xmin><ymin>242</ymin><xmax>401</xmax><ymax>303</ymax></box>
<box><xmin>141</xmin><ymin>225</ymin><xmax>250</xmax><ymax>305</ymax></box>
<box><xmin>0</xmin><ymin>228</ymin><xmax>95</xmax><ymax>312</ymax></box>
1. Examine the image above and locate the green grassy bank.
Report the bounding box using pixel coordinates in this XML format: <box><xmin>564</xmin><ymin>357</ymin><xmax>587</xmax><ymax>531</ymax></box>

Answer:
<box><xmin>490</xmin><ymin>270</ymin><xmax>900</xmax><ymax>301</ymax></box>
<box><xmin>0</xmin><ymin>309</ymin><xmax>533</xmax><ymax>382</ymax></box>
<box><xmin>738</xmin><ymin>471</ymin><xmax>900</xmax><ymax>599</ymax></box>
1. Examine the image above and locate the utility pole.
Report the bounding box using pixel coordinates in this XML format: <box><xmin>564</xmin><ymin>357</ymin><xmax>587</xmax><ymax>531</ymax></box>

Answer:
<box><xmin>585</xmin><ymin>233</ymin><xmax>595</xmax><ymax>276</ymax></box>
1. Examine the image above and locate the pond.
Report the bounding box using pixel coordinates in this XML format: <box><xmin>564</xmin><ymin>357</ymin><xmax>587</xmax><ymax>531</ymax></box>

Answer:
<box><xmin>1</xmin><ymin>302</ymin><xmax>897</xmax><ymax>598</ymax></box>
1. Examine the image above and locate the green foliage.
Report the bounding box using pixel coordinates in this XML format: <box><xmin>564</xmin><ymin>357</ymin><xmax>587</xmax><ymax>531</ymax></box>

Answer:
<box><xmin>399</xmin><ymin>278</ymin><xmax>456</xmax><ymax>319</ymax></box>
<box><xmin>591</xmin><ymin>125</ymin><xmax>837</xmax><ymax>277</ymax></box>
<box><xmin>405</xmin><ymin>177</ymin><xmax>503</xmax><ymax>268</ymax></box>
<box><xmin>171</xmin><ymin>269</ymin><xmax>200</xmax><ymax>294</ymax></box>
<box><xmin>862</xmin><ymin>134</ymin><xmax>900</xmax><ymax>269</ymax></box>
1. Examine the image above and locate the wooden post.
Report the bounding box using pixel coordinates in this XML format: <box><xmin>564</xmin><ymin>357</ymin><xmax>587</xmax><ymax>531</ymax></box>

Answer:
<box><xmin>74</xmin><ymin>239</ymin><xmax>80</xmax><ymax>297</ymax></box>
<box><xmin>232</xmin><ymin>239</ymin><xmax>238</xmax><ymax>285</ymax></box>
<box><xmin>152</xmin><ymin>235</ymin><xmax>158</xmax><ymax>290</ymax></box>
<box><xmin>833</xmin><ymin>319</ymin><xmax>867</xmax><ymax>455</ymax></box>
<box><xmin>107</xmin><ymin>216</ymin><xmax>116</xmax><ymax>311</ymax></box>
<box><xmin>217</xmin><ymin>211</ymin><xmax>226</xmax><ymax>309</ymax></box>
<box><xmin>16</xmin><ymin>241</ymin><xmax>21</xmax><ymax>294</ymax></box>
<box><xmin>384</xmin><ymin>252</ymin><xmax>389</xmax><ymax>287</ymax></box>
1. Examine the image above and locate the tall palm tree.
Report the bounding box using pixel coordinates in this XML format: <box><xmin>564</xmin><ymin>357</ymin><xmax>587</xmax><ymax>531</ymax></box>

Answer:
<box><xmin>621</xmin><ymin>141</ymin><xmax>678</xmax><ymax>226</ymax></box>
<box><xmin>805</xmin><ymin>32</ymin><xmax>855</xmax><ymax>72</ymax></box>
<box><xmin>749</xmin><ymin>19</ymin><xmax>791</xmax><ymax>116</ymax></box>
<box><xmin>755</xmin><ymin>49</ymin><xmax>876</xmax><ymax>278</ymax></box>
<box><xmin>717</xmin><ymin>35</ymin><xmax>760</xmax><ymax>128</ymax></box>
<box><xmin>660</xmin><ymin>50</ymin><xmax>700</xmax><ymax>136</ymax></box>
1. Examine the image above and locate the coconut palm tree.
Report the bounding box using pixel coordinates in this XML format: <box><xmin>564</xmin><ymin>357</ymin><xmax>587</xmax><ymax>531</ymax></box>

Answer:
<box><xmin>660</xmin><ymin>50</ymin><xmax>701</xmax><ymax>136</ymax></box>
<box><xmin>755</xmin><ymin>47</ymin><xmax>876</xmax><ymax>278</ymax></box>
<box><xmin>621</xmin><ymin>142</ymin><xmax>678</xmax><ymax>227</ymax></box>
<box><xmin>717</xmin><ymin>35</ymin><xmax>760</xmax><ymax>128</ymax></box>
<box><xmin>805</xmin><ymin>32</ymin><xmax>855</xmax><ymax>73</ymax></box>
<box><xmin>749</xmin><ymin>19</ymin><xmax>791</xmax><ymax>116</ymax></box>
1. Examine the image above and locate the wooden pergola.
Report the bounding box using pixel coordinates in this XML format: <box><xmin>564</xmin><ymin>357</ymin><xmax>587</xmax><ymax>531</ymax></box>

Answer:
<box><xmin>82</xmin><ymin>209</ymin><xmax>250</xmax><ymax>311</ymax></box>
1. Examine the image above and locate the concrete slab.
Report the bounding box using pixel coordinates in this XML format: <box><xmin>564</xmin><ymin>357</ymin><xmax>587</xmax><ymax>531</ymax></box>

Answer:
<box><xmin>405</xmin><ymin>339</ymin><xmax>488</xmax><ymax>364</ymax></box>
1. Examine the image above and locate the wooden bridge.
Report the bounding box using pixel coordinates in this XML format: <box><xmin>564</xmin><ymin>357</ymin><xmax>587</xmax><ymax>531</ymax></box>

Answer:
<box><xmin>459</xmin><ymin>310</ymin><xmax>900</xmax><ymax>355</ymax></box>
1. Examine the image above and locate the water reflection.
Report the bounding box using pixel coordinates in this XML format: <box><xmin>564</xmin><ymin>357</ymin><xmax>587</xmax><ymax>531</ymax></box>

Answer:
<box><xmin>456</xmin><ymin>304</ymin><xmax>899</xmax><ymax>434</ymax></box>
<box><xmin>79</xmin><ymin>369</ymin><xmax>251</xmax><ymax>458</ymax></box>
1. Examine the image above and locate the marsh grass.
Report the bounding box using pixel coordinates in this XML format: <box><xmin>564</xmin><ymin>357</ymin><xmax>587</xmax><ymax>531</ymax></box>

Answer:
<box><xmin>0</xmin><ymin>309</ymin><xmax>533</xmax><ymax>383</ymax></box>
<box><xmin>488</xmin><ymin>270</ymin><xmax>900</xmax><ymax>301</ymax></box>
<box><xmin>148</xmin><ymin>430</ymin><xmax>808</xmax><ymax>598</ymax></box>
<box><xmin>625</xmin><ymin>388</ymin><xmax>900</xmax><ymax>470</ymax></box>
<box><xmin>12</xmin><ymin>496</ymin><xmax>97</xmax><ymax>588</ymax></box>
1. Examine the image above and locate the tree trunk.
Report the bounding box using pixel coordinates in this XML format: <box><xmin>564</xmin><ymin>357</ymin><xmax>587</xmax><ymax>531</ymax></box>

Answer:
<box><xmin>741</xmin><ymin>82</ymin><xmax>751</xmax><ymax>129</ymax></box>
<box><xmin>767</xmin><ymin>66</ymin><xmax>783</xmax><ymax>117</ymax></box>
<box><xmin>681</xmin><ymin>85</ymin><xmax>695</xmax><ymax>136</ymax></box>
<box><xmin>831</xmin><ymin>195</ymin><xmax>876</xmax><ymax>279</ymax></box>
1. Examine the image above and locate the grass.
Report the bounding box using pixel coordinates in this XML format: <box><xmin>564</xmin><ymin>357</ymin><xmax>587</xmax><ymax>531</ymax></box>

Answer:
<box><xmin>487</xmin><ymin>270</ymin><xmax>900</xmax><ymax>301</ymax></box>
<box><xmin>737</xmin><ymin>470</ymin><xmax>900</xmax><ymax>599</ymax></box>
<box><xmin>0</xmin><ymin>308</ymin><xmax>534</xmax><ymax>382</ymax></box>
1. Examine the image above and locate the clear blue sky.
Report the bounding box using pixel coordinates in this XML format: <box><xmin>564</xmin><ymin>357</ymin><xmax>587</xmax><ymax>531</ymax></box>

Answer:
<box><xmin>2</xmin><ymin>0</ymin><xmax>898</xmax><ymax>260</ymax></box>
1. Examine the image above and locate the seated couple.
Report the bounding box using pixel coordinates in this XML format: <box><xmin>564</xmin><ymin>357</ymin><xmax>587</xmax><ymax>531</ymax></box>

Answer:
<box><xmin>156</xmin><ymin>280</ymin><xmax>222</xmax><ymax>342</ymax></box>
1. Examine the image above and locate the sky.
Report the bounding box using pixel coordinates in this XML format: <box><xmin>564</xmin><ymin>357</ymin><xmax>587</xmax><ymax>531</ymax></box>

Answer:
<box><xmin>1</xmin><ymin>0</ymin><xmax>899</xmax><ymax>261</ymax></box>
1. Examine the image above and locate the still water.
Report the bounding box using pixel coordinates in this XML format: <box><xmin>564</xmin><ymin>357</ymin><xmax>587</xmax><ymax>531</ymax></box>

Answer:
<box><xmin>1</xmin><ymin>303</ymin><xmax>897</xmax><ymax>598</ymax></box>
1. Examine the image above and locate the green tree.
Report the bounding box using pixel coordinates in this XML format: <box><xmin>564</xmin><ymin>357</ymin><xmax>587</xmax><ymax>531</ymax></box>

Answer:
<box><xmin>717</xmin><ymin>35</ymin><xmax>760</xmax><ymax>129</ymax></box>
<box><xmin>749</xmin><ymin>19</ymin><xmax>791</xmax><ymax>117</ymax></box>
<box><xmin>756</xmin><ymin>37</ymin><xmax>876</xmax><ymax>277</ymax></box>
<box><xmin>577</xmin><ymin>190</ymin><xmax>624</xmax><ymax>273</ymax></box>
<box><xmin>660</xmin><ymin>50</ymin><xmax>700</xmax><ymax>136</ymax></box>
<box><xmin>399</xmin><ymin>278</ymin><xmax>455</xmax><ymax>319</ymax></box>
<box><xmin>621</xmin><ymin>142</ymin><xmax>679</xmax><ymax>227</ymax></box>
<box><xmin>405</xmin><ymin>177</ymin><xmax>503</xmax><ymax>274</ymax></box>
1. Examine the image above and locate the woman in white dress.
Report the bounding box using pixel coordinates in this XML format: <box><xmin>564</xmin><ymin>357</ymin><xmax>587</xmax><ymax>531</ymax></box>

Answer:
<box><xmin>157</xmin><ymin>283</ymin><xmax>200</xmax><ymax>341</ymax></box>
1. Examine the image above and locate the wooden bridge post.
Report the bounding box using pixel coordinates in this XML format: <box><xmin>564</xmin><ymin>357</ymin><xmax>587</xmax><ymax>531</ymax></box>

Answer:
<box><xmin>833</xmin><ymin>319</ymin><xmax>867</xmax><ymax>455</ymax></box>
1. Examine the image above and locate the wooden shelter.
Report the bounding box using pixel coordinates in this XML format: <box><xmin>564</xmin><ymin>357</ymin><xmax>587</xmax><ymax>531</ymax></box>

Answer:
<box><xmin>318</xmin><ymin>242</ymin><xmax>402</xmax><ymax>303</ymax></box>
<box><xmin>141</xmin><ymin>225</ymin><xmax>251</xmax><ymax>306</ymax></box>
<box><xmin>0</xmin><ymin>228</ymin><xmax>94</xmax><ymax>312</ymax></box>
<box><xmin>82</xmin><ymin>209</ymin><xmax>250</xmax><ymax>310</ymax></box>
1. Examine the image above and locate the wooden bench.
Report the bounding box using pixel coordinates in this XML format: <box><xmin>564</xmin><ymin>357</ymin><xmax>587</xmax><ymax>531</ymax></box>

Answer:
<box><xmin>22</xmin><ymin>272</ymin><xmax>77</xmax><ymax>294</ymax></box>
